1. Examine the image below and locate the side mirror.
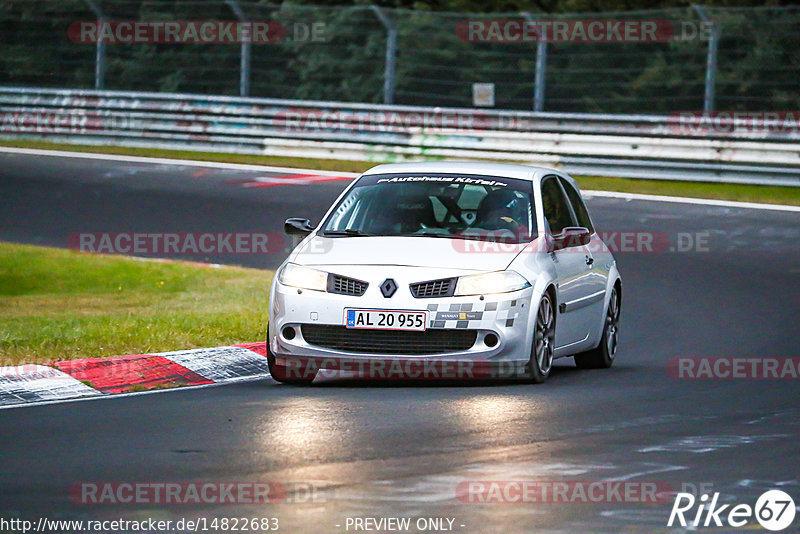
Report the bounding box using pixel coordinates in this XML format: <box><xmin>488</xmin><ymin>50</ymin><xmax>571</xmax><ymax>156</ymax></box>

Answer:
<box><xmin>550</xmin><ymin>226</ymin><xmax>591</xmax><ymax>252</ymax></box>
<box><xmin>284</xmin><ymin>218</ymin><xmax>315</xmax><ymax>237</ymax></box>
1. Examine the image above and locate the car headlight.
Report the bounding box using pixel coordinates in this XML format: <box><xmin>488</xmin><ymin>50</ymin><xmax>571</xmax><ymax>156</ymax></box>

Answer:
<box><xmin>278</xmin><ymin>263</ymin><xmax>328</xmax><ymax>292</ymax></box>
<box><xmin>455</xmin><ymin>270</ymin><xmax>531</xmax><ymax>296</ymax></box>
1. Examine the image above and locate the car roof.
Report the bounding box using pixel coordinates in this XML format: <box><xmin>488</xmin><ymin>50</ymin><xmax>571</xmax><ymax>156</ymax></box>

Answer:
<box><xmin>361</xmin><ymin>161</ymin><xmax>573</xmax><ymax>185</ymax></box>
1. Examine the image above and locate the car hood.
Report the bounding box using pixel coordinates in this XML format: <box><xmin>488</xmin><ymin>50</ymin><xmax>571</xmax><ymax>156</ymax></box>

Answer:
<box><xmin>291</xmin><ymin>235</ymin><xmax>529</xmax><ymax>272</ymax></box>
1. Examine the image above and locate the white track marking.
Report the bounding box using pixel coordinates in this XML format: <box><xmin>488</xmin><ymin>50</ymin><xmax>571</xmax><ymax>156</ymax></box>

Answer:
<box><xmin>0</xmin><ymin>146</ymin><xmax>359</xmax><ymax>177</ymax></box>
<box><xmin>156</xmin><ymin>346</ymin><xmax>271</xmax><ymax>382</ymax></box>
<box><xmin>0</xmin><ymin>365</ymin><xmax>101</xmax><ymax>405</ymax></box>
<box><xmin>0</xmin><ymin>374</ymin><xmax>271</xmax><ymax>411</ymax></box>
<box><xmin>583</xmin><ymin>189</ymin><xmax>800</xmax><ymax>213</ymax></box>
<box><xmin>1</xmin><ymin>146</ymin><xmax>798</xmax><ymax>211</ymax></box>
<box><xmin>0</xmin><ymin>345</ymin><xmax>273</xmax><ymax>410</ymax></box>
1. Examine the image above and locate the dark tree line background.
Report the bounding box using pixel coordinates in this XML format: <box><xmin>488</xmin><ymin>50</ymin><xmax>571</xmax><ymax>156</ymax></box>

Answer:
<box><xmin>0</xmin><ymin>0</ymin><xmax>797</xmax><ymax>113</ymax></box>
<box><xmin>354</xmin><ymin>0</ymin><xmax>795</xmax><ymax>12</ymax></box>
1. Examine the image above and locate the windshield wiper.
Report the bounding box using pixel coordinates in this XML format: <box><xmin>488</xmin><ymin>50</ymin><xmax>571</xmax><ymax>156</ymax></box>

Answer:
<box><xmin>320</xmin><ymin>228</ymin><xmax>372</xmax><ymax>237</ymax></box>
<box><xmin>441</xmin><ymin>232</ymin><xmax>527</xmax><ymax>243</ymax></box>
<box><xmin>401</xmin><ymin>231</ymin><xmax>454</xmax><ymax>239</ymax></box>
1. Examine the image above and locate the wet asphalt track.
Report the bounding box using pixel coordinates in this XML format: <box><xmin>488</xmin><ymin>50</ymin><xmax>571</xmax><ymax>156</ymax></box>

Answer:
<box><xmin>1</xmin><ymin>150</ymin><xmax>799</xmax><ymax>533</ymax></box>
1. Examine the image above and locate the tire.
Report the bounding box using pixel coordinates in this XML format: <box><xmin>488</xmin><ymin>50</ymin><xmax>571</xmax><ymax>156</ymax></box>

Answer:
<box><xmin>574</xmin><ymin>286</ymin><xmax>620</xmax><ymax>369</ymax></box>
<box><xmin>526</xmin><ymin>293</ymin><xmax>555</xmax><ymax>383</ymax></box>
<box><xmin>267</xmin><ymin>343</ymin><xmax>317</xmax><ymax>386</ymax></box>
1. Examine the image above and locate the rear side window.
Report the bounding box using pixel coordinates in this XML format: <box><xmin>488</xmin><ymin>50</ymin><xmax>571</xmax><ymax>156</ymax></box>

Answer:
<box><xmin>559</xmin><ymin>178</ymin><xmax>594</xmax><ymax>233</ymax></box>
<box><xmin>541</xmin><ymin>176</ymin><xmax>575</xmax><ymax>234</ymax></box>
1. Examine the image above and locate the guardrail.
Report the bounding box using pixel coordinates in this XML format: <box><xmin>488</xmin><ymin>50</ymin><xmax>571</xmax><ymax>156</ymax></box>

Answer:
<box><xmin>1</xmin><ymin>87</ymin><xmax>798</xmax><ymax>186</ymax></box>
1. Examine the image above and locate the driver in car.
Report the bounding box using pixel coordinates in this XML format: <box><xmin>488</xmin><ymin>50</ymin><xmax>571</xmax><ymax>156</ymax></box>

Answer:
<box><xmin>367</xmin><ymin>190</ymin><xmax>437</xmax><ymax>235</ymax></box>
<box><xmin>474</xmin><ymin>189</ymin><xmax>527</xmax><ymax>233</ymax></box>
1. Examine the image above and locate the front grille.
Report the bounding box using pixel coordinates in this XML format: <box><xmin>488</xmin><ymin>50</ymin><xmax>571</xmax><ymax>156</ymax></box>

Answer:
<box><xmin>327</xmin><ymin>274</ymin><xmax>368</xmax><ymax>296</ymax></box>
<box><xmin>301</xmin><ymin>325</ymin><xmax>477</xmax><ymax>355</ymax></box>
<box><xmin>410</xmin><ymin>277</ymin><xmax>457</xmax><ymax>298</ymax></box>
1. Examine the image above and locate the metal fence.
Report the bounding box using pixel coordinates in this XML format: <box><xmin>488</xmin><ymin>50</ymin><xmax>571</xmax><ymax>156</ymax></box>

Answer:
<box><xmin>1</xmin><ymin>2</ymin><xmax>798</xmax><ymax>114</ymax></box>
<box><xmin>2</xmin><ymin>86</ymin><xmax>798</xmax><ymax>186</ymax></box>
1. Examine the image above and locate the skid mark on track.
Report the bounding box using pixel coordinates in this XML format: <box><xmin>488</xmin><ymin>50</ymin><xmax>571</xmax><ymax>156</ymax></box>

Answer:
<box><xmin>600</xmin><ymin>462</ymin><xmax>688</xmax><ymax>483</ymax></box>
<box><xmin>230</xmin><ymin>173</ymin><xmax>352</xmax><ymax>189</ymax></box>
<box><xmin>638</xmin><ymin>434</ymin><xmax>789</xmax><ymax>454</ymax></box>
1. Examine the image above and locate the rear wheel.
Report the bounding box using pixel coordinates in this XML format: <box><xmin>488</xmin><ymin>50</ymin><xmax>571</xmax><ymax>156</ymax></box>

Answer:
<box><xmin>526</xmin><ymin>293</ymin><xmax>555</xmax><ymax>383</ymax></box>
<box><xmin>574</xmin><ymin>286</ymin><xmax>620</xmax><ymax>369</ymax></box>
<box><xmin>267</xmin><ymin>343</ymin><xmax>317</xmax><ymax>385</ymax></box>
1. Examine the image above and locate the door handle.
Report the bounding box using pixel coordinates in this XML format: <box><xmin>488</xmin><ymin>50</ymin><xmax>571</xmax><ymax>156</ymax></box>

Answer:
<box><xmin>585</xmin><ymin>256</ymin><xmax>594</xmax><ymax>266</ymax></box>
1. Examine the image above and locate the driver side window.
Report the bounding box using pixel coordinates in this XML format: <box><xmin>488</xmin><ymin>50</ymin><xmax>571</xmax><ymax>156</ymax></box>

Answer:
<box><xmin>541</xmin><ymin>177</ymin><xmax>575</xmax><ymax>234</ymax></box>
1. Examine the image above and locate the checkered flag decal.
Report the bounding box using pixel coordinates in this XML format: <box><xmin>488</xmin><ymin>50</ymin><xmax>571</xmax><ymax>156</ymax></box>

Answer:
<box><xmin>426</xmin><ymin>299</ymin><xmax>521</xmax><ymax>329</ymax></box>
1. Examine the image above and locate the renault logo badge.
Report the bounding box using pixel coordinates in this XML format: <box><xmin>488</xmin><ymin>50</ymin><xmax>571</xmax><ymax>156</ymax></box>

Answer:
<box><xmin>380</xmin><ymin>278</ymin><xmax>398</xmax><ymax>298</ymax></box>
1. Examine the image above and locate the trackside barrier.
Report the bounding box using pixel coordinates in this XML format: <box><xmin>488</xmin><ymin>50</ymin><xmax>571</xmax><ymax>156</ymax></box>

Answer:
<box><xmin>1</xmin><ymin>87</ymin><xmax>798</xmax><ymax>186</ymax></box>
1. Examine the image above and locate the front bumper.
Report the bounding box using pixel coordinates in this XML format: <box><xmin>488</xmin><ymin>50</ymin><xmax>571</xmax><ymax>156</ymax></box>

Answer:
<box><xmin>268</xmin><ymin>277</ymin><xmax>534</xmax><ymax>366</ymax></box>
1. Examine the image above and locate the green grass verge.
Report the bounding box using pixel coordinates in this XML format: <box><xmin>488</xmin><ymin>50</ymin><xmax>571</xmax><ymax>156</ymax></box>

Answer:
<box><xmin>0</xmin><ymin>242</ymin><xmax>272</xmax><ymax>366</ymax></box>
<box><xmin>2</xmin><ymin>139</ymin><xmax>799</xmax><ymax>205</ymax></box>
<box><xmin>575</xmin><ymin>175</ymin><xmax>800</xmax><ymax>206</ymax></box>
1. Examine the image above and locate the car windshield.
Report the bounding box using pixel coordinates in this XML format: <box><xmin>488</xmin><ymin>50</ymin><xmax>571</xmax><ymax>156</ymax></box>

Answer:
<box><xmin>320</xmin><ymin>173</ymin><xmax>537</xmax><ymax>243</ymax></box>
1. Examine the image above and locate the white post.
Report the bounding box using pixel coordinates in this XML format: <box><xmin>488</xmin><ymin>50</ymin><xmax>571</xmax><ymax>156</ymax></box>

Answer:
<box><xmin>226</xmin><ymin>0</ymin><xmax>251</xmax><ymax>97</ymax></box>
<box><xmin>83</xmin><ymin>0</ymin><xmax>105</xmax><ymax>89</ymax></box>
<box><xmin>523</xmin><ymin>13</ymin><xmax>547</xmax><ymax>111</ymax></box>
<box><xmin>693</xmin><ymin>5</ymin><xmax>719</xmax><ymax>113</ymax></box>
<box><xmin>371</xmin><ymin>5</ymin><xmax>397</xmax><ymax>105</ymax></box>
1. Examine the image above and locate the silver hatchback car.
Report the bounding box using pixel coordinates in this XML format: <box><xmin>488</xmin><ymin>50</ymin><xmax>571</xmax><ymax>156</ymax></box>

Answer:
<box><xmin>268</xmin><ymin>162</ymin><xmax>621</xmax><ymax>385</ymax></box>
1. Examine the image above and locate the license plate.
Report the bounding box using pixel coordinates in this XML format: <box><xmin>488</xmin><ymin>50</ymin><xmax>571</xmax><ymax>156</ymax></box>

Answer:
<box><xmin>345</xmin><ymin>309</ymin><xmax>427</xmax><ymax>331</ymax></box>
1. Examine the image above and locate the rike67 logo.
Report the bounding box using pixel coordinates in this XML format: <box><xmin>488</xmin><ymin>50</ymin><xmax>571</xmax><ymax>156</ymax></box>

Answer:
<box><xmin>668</xmin><ymin>490</ymin><xmax>796</xmax><ymax>531</ymax></box>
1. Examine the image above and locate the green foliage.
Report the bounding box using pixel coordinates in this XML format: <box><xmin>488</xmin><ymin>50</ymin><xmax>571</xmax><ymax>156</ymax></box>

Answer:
<box><xmin>275</xmin><ymin>4</ymin><xmax>386</xmax><ymax>102</ymax></box>
<box><xmin>0</xmin><ymin>1</ymin><xmax>797</xmax><ymax>112</ymax></box>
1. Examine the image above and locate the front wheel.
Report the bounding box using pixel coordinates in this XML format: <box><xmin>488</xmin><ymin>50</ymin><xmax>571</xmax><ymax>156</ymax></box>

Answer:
<box><xmin>574</xmin><ymin>286</ymin><xmax>620</xmax><ymax>369</ymax></box>
<box><xmin>267</xmin><ymin>343</ymin><xmax>317</xmax><ymax>385</ymax></box>
<box><xmin>526</xmin><ymin>293</ymin><xmax>555</xmax><ymax>383</ymax></box>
